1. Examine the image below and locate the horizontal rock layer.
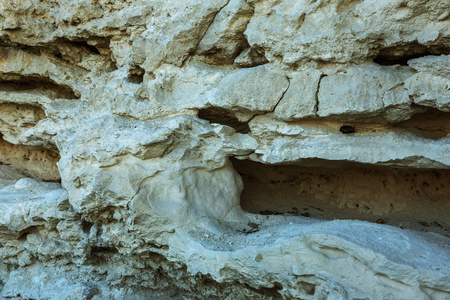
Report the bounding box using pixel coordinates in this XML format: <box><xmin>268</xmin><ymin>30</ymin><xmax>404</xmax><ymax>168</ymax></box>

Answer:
<box><xmin>0</xmin><ymin>0</ymin><xmax>449</xmax><ymax>299</ymax></box>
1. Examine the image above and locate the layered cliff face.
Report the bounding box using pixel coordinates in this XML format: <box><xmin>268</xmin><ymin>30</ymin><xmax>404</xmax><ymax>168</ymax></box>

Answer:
<box><xmin>0</xmin><ymin>0</ymin><xmax>449</xmax><ymax>299</ymax></box>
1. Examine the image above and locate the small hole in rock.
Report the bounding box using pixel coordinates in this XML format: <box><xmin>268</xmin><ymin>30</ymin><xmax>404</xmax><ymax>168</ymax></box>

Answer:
<box><xmin>340</xmin><ymin>125</ymin><xmax>356</xmax><ymax>134</ymax></box>
<box><xmin>128</xmin><ymin>66</ymin><xmax>145</xmax><ymax>84</ymax></box>
<box><xmin>82</xmin><ymin>221</ymin><xmax>94</xmax><ymax>234</ymax></box>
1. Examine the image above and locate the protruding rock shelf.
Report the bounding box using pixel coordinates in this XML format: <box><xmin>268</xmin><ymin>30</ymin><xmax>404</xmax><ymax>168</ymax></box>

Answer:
<box><xmin>0</xmin><ymin>0</ymin><xmax>449</xmax><ymax>299</ymax></box>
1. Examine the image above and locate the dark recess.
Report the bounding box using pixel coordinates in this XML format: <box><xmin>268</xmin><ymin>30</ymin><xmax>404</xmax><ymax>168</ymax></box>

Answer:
<box><xmin>71</xmin><ymin>41</ymin><xmax>101</xmax><ymax>55</ymax></box>
<box><xmin>44</xmin><ymin>178</ymin><xmax>62</xmax><ymax>184</ymax></box>
<box><xmin>17</xmin><ymin>226</ymin><xmax>43</xmax><ymax>241</ymax></box>
<box><xmin>82</xmin><ymin>221</ymin><xmax>94</xmax><ymax>234</ymax></box>
<box><xmin>373</xmin><ymin>42</ymin><xmax>450</xmax><ymax>66</ymax></box>
<box><xmin>53</xmin><ymin>37</ymin><xmax>118</xmax><ymax>71</ymax></box>
<box><xmin>127</xmin><ymin>66</ymin><xmax>145</xmax><ymax>84</ymax></box>
<box><xmin>90</xmin><ymin>246</ymin><xmax>118</xmax><ymax>254</ymax></box>
<box><xmin>231</xmin><ymin>157</ymin><xmax>450</xmax><ymax>237</ymax></box>
<box><xmin>340</xmin><ymin>125</ymin><xmax>355</xmax><ymax>134</ymax></box>
<box><xmin>244</xmin><ymin>282</ymin><xmax>283</xmax><ymax>299</ymax></box>
<box><xmin>198</xmin><ymin>107</ymin><xmax>251</xmax><ymax>133</ymax></box>
<box><xmin>0</xmin><ymin>76</ymin><xmax>79</xmax><ymax>99</ymax></box>
<box><xmin>395</xmin><ymin>107</ymin><xmax>450</xmax><ymax>140</ymax></box>
<box><xmin>0</xmin><ymin>37</ymin><xmax>42</xmax><ymax>56</ymax></box>
<box><xmin>299</xmin><ymin>281</ymin><xmax>316</xmax><ymax>295</ymax></box>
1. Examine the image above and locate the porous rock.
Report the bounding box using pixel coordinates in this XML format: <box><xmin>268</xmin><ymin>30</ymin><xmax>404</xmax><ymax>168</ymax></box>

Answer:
<box><xmin>0</xmin><ymin>0</ymin><xmax>449</xmax><ymax>299</ymax></box>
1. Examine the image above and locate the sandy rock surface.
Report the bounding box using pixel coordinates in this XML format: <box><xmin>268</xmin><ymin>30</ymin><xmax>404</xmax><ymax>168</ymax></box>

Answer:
<box><xmin>0</xmin><ymin>0</ymin><xmax>449</xmax><ymax>299</ymax></box>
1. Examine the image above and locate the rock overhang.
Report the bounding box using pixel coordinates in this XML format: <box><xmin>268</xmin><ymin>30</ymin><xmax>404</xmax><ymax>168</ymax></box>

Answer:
<box><xmin>0</xmin><ymin>0</ymin><xmax>449</xmax><ymax>299</ymax></box>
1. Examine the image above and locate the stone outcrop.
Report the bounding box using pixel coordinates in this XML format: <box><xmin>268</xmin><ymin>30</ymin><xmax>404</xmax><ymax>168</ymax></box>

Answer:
<box><xmin>0</xmin><ymin>0</ymin><xmax>449</xmax><ymax>299</ymax></box>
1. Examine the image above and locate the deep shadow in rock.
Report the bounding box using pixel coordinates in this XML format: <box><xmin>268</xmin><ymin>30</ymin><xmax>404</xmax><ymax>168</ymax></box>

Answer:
<box><xmin>198</xmin><ymin>107</ymin><xmax>251</xmax><ymax>133</ymax></box>
<box><xmin>127</xmin><ymin>65</ymin><xmax>145</xmax><ymax>84</ymax></box>
<box><xmin>0</xmin><ymin>76</ymin><xmax>79</xmax><ymax>99</ymax></box>
<box><xmin>231</xmin><ymin>158</ymin><xmax>450</xmax><ymax>237</ymax></box>
<box><xmin>395</xmin><ymin>108</ymin><xmax>450</xmax><ymax>140</ymax></box>
<box><xmin>373</xmin><ymin>42</ymin><xmax>450</xmax><ymax>66</ymax></box>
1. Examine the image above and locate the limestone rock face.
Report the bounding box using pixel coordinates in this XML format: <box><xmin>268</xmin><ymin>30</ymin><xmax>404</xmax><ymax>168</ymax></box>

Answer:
<box><xmin>0</xmin><ymin>0</ymin><xmax>449</xmax><ymax>299</ymax></box>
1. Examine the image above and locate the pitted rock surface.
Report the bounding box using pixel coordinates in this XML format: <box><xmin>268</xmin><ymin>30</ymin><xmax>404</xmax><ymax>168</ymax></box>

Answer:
<box><xmin>0</xmin><ymin>0</ymin><xmax>449</xmax><ymax>299</ymax></box>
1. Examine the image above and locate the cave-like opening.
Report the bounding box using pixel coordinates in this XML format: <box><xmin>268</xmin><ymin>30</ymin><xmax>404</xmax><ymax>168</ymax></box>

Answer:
<box><xmin>231</xmin><ymin>158</ymin><xmax>450</xmax><ymax>237</ymax></box>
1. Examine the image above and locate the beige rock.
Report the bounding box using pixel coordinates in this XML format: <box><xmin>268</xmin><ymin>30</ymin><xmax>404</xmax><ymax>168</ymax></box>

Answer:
<box><xmin>0</xmin><ymin>139</ymin><xmax>60</xmax><ymax>181</ymax></box>
<box><xmin>274</xmin><ymin>69</ymin><xmax>322</xmax><ymax>121</ymax></box>
<box><xmin>406</xmin><ymin>55</ymin><xmax>450</xmax><ymax>111</ymax></box>
<box><xmin>0</xmin><ymin>103</ymin><xmax>45</xmax><ymax>144</ymax></box>
<box><xmin>249</xmin><ymin>115</ymin><xmax>450</xmax><ymax>168</ymax></box>
<box><xmin>0</xmin><ymin>0</ymin><xmax>449</xmax><ymax>299</ymax></box>
<box><xmin>317</xmin><ymin>64</ymin><xmax>418</xmax><ymax>122</ymax></box>
<box><xmin>0</xmin><ymin>48</ymin><xmax>86</xmax><ymax>97</ymax></box>
<box><xmin>134</xmin><ymin>0</ymin><xmax>229</xmax><ymax>71</ymax></box>
<box><xmin>408</xmin><ymin>54</ymin><xmax>450</xmax><ymax>76</ymax></box>
<box><xmin>134</xmin><ymin>64</ymin><xmax>289</xmax><ymax>117</ymax></box>
<box><xmin>196</xmin><ymin>0</ymin><xmax>253</xmax><ymax>64</ymax></box>
<box><xmin>245</xmin><ymin>0</ymin><xmax>450</xmax><ymax>64</ymax></box>
<box><xmin>233</xmin><ymin>46</ymin><xmax>269</xmax><ymax>68</ymax></box>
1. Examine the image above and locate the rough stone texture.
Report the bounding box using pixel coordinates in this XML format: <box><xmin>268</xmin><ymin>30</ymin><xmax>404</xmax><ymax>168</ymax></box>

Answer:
<box><xmin>0</xmin><ymin>0</ymin><xmax>449</xmax><ymax>299</ymax></box>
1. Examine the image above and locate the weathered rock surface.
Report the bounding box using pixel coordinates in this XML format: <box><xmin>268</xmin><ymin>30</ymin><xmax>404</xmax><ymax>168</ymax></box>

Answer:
<box><xmin>0</xmin><ymin>0</ymin><xmax>449</xmax><ymax>299</ymax></box>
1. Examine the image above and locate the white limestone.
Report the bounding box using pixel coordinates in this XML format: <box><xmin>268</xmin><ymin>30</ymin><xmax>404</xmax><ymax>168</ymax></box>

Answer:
<box><xmin>0</xmin><ymin>0</ymin><xmax>449</xmax><ymax>299</ymax></box>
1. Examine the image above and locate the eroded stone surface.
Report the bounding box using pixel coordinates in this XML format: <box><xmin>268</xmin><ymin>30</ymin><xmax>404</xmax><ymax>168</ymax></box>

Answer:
<box><xmin>0</xmin><ymin>0</ymin><xmax>449</xmax><ymax>299</ymax></box>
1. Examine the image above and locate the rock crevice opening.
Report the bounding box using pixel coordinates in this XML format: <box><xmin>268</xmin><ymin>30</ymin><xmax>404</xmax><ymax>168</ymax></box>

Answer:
<box><xmin>232</xmin><ymin>158</ymin><xmax>450</xmax><ymax>237</ymax></box>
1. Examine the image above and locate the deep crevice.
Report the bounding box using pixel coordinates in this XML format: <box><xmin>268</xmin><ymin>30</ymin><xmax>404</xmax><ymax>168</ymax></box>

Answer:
<box><xmin>373</xmin><ymin>42</ymin><xmax>450</xmax><ymax>66</ymax></box>
<box><xmin>90</xmin><ymin>246</ymin><xmax>118</xmax><ymax>254</ymax></box>
<box><xmin>0</xmin><ymin>75</ymin><xmax>79</xmax><ymax>99</ymax></box>
<box><xmin>0</xmin><ymin>37</ymin><xmax>42</xmax><ymax>56</ymax></box>
<box><xmin>198</xmin><ymin>107</ymin><xmax>250</xmax><ymax>133</ymax></box>
<box><xmin>314</xmin><ymin>74</ymin><xmax>327</xmax><ymax>114</ymax></box>
<box><xmin>234</xmin><ymin>46</ymin><xmax>269</xmax><ymax>68</ymax></box>
<box><xmin>1</xmin><ymin>36</ymin><xmax>117</xmax><ymax>71</ymax></box>
<box><xmin>283</xmin><ymin>108</ymin><xmax>450</xmax><ymax>140</ymax></box>
<box><xmin>231</xmin><ymin>158</ymin><xmax>450</xmax><ymax>237</ymax></box>
<box><xmin>53</xmin><ymin>37</ymin><xmax>118</xmax><ymax>71</ymax></box>
<box><xmin>70</xmin><ymin>41</ymin><xmax>101</xmax><ymax>55</ymax></box>
<box><xmin>199</xmin><ymin>40</ymin><xmax>251</xmax><ymax>66</ymax></box>
<box><xmin>299</xmin><ymin>281</ymin><xmax>316</xmax><ymax>295</ymax></box>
